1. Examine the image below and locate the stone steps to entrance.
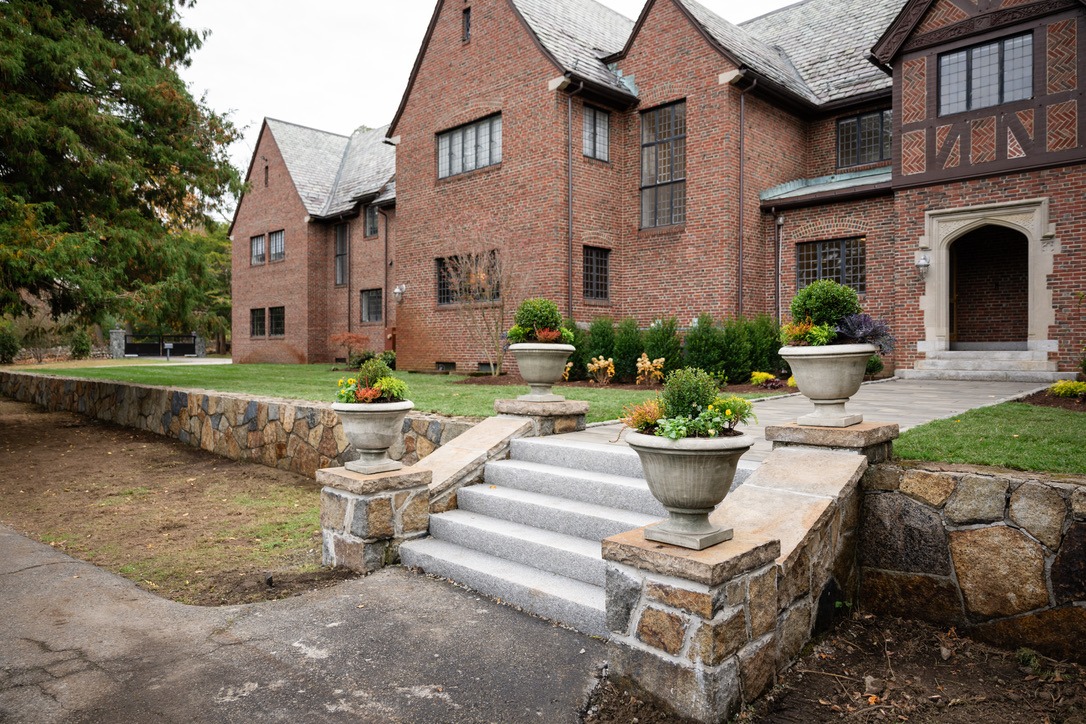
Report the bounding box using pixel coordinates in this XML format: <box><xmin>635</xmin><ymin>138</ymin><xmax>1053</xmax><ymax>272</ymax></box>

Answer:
<box><xmin>898</xmin><ymin>350</ymin><xmax>1074</xmax><ymax>382</ymax></box>
<box><xmin>398</xmin><ymin>537</ymin><xmax>608</xmax><ymax>638</ymax></box>
<box><xmin>897</xmin><ymin>368</ymin><xmax>1074</xmax><ymax>382</ymax></box>
<box><xmin>925</xmin><ymin>350</ymin><xmax>1045</xmax><ymax>360</ymax></box>
<box><xmin>914</xmin><ymin>358</ymin><xmax>1055</xmax><ymax>371</ymax></box>
<box><xmin>400</xmin><ymin>435</ymin><xmax>664</xmax><ymax>636</ymax></box>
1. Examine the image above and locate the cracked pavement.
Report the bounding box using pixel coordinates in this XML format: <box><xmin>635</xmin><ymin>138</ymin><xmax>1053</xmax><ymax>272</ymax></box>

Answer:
<box><xmin>0</xmin><ymin>526</ymin><xmax>606</xmax><ymax>722</ymax></box>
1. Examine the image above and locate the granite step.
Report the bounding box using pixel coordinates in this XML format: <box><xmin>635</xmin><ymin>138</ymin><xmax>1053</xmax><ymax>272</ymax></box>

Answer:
<box><xmin>457</xmin><ymin>485</ymin><xmax>661</xmax><ymax>542</ymax></box>
<box><xmin>896</xmin><ymin>368</ymin><xmax>1074</xmax><ymax>382</ymax></box>
<box><xmin>509</xmin><ymin>437</ymin><xmax>644</xmax><ymax>478</ymax></box>
<box><xmin>484</xmin><ymin>459</ymin><xmax>666</xmax><ymax>518</ymax></box>
<box><xmin>398</xmin><ymin>537</ymin><xmax>607</xmax><ymax>637</ymax></box>
<box><xmin>427</xmin><ymin>508</ymin><xmax>605</xmax><ymax>586</ymax></box>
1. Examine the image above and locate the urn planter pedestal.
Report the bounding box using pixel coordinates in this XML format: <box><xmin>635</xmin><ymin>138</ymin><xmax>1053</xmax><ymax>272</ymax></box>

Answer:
<box><xmin>509</xmin><ymin>343</ymin><xmax>575</xmax><ymax>402</ymax></box>
<box><xmin>779</xmin><ymin>343</ymin><xmax>876</xmax><ymax>427</ymax></box>
<box><xmin>625</xmin><ymin>431</ymin><xmax>755</xmax><ymax>550</ymax></box>
<box><xmin>332</xmin><ymin>400</ymin><xmax>414</xmax><ymax>474</ymax></box>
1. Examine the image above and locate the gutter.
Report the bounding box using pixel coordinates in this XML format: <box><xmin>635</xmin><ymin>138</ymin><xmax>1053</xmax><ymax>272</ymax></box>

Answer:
<box><xmin>759</xmin><ymin>181</ymin><xmax>892</xmax><ymax>212</ymax></box>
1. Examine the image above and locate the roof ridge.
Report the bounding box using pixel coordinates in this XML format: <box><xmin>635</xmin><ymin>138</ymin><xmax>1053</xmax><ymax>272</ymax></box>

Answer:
<box><xmin>738</xmin><ymin>0</ymin><xmax>812</xmax><ymax>28</ymax></box>
<box><xmin>266</xmin><ymin>117</ymin><xmax>350</xmax><ymax>139</ymax></box>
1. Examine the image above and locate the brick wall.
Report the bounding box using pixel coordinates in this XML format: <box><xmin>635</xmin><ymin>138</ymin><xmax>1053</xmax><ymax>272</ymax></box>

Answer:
<box><xmin>232</xmin><ymin>125</ymin><xmax>314</xmax><ymax>363</ymax></box>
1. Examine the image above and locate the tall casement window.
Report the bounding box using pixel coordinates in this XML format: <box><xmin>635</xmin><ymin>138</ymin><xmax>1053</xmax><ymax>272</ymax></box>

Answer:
<box><xmin>837</xmin><ymin>110</ymin><xmax>892</xmax><ymax>167</ymax></box>
<box><xmin>437</xmin><ymin>114</ymin><xmax>502</xmax><ymax>179</ymax></box>
<box><xmin>436</xmin><ymin>252</ymin><xmax>500</xmax><ymax>305</ymax></box>
<box><xmin>360</xmin><ymin>289</ymin><xmax>382</xmax><ymax>323</ymax></box>
<box><xmin>364</xmin><ymin>206</ymin><xmax>379</xmax><ymax>237</ymax></box>
<box><xmin>462</xmin><ymin>7</ymin><xmax>471</xmax><ymax>42</ymax></box>
<box><xmin>583</xmin><ymin>106</ymin><xmax>610</xmax><ymax>162</ymax></box>
<box><xmin>640</xmin><ymin>101</ymin><xmax>686</xmax><ymax>228</ymax></box>
<box><xmin>250</xmin><ymin>235</ymin><xmax>265</xmax><ymax>265</ymax></box>
<box><xmin>268</xmin><ymin>306</ymin><xmax>285</xmax><ymax>336</ymax></box>
<box><xmin>939</xmin><ymin>33</ymin><xmax>1032</xmax><ymax>115</ymax></box>
<box><xmin>250</xmin><ymin>308</ymin><xmax>266</xmax><ymax>337</ymax></box>
<box><xmin>334</xmin><ymin>224</ymin><xmax>348</xmax><ymax>286</ymax></box>
<box><xmin>583</xmin><ymin>246</ymin><xmax>610</xmax><ymax>301</ymax></box>
<box><xmin>797</xmin><ymin>238</ymin><xmax>866</xmax><ymax>293</ymax></box>
<box><xmin>268</xmin><ymin>230</ymin><xmax>285</xmax><ymax>262</ymax></box>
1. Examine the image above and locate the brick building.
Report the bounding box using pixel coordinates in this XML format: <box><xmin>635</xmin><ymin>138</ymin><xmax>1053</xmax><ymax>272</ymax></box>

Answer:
<box><xmin>231</xmin><ymin>0</ymin><xmax>1085</xmax><ymax>378</ymax></box>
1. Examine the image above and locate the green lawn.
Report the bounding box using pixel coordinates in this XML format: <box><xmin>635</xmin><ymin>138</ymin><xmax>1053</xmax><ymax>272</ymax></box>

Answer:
<box><xmin>26</xmin><ymin>362</ymin><xmax>705</xmax><ymax>423</ymax></box>
<box><xmin>895</xmin><ymin>402</ymin><xmax>1086</xmax><ymax>475</ymax></box>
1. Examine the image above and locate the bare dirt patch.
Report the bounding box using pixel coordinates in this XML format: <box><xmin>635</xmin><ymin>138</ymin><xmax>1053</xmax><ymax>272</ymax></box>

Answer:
<box><xmin>0</xmin><ymin>397</ymin><xmax>355</xmax><ymax>606</ymax></box>
<box><xmin>1022</xmin><ymin>390</ymin><xmax>1086</xmax><ymax>413</ymax></box>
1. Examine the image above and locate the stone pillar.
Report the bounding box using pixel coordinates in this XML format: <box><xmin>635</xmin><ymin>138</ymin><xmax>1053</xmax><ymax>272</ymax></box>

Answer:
<box><xmin>492</xmin><ymin>399</ymin><xmax>588</xmax><ymax>436</ymax></box>
<box><xmin>194</xmin><ymin>335</ymin><xmax>207</xmax><ymax>357</ymax></box>
<box><xmin>109</xmin><ymin>329</ymin><xmax>126</xmax><ymax>359</ymax></box>
<box><xmin>765</xmin><ymin>421</ymin><xmax>899</xmax><ymax>463</ymax></box>
<box><xmin>319</xmin><ymin>466</ymin><xmax>431</xmax><ymax>572</ymax></box>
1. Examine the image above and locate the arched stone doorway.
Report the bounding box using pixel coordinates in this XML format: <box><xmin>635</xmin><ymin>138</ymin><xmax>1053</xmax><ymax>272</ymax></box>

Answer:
<box><xmin>948</xmin><ymin>225</ymin><xmax>1029</xmax><ymax>350</ymax></box>
<box><xmin>916</xmin><ymin>198</ymin><xmax>1060</xmax><ymax>356</ymax></box>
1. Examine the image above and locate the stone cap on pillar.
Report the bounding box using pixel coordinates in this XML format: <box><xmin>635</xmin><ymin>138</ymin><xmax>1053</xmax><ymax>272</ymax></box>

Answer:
<box><xmin>316</xmin><ymin>466</ymin><xmax>432</xmax><ymax>496</ymax></box>
<box><xmin>766</xmin><ymin>421</ymin><xmax>899</xmax><ymax>450</ymax></box>
<box><xmin>602</xmin><ymin>529</ymin><xmax>780</xmax><ymax>587</ymax></box>
<box><xmin>494</xmin><ymin>399</ymin><xmax>589</xmax><ymax>417</ymax></box>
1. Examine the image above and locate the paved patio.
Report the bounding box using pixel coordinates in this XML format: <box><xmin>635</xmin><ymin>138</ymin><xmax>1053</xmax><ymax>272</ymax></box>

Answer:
<box><xmin>560</xmin><ymin>378</ymin><xmax>1047</xmax><ymax>462</ymax></box>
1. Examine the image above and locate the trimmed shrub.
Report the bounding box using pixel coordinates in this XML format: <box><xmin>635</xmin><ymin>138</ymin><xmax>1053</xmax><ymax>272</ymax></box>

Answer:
<box><xmin>683</xmin><ymin>314</ymin><xmax>726</xmax><ymax>379</ymax></box>
<box><xmin>378</xmin><ymin>350</ymin><xmax>396</xmax><ymax>370</ymax></box>
<box><xmin>661</xmin><ymin>368</ymin><xmax>719</xmax><ymax>419</ymax></box>
<box><xmin>720</xmin><ymin>318</ymin><xmax>753</xmax><ymax>386</ymax></box>
<box><xmin>790</xmin><ymin>280</ymin><xmax>862</xmax><ymax>327</ymax></box>
<box><xmin>513</xmin><ymin>298</ymin><xmax>562</xmax><ymax>332</ymax></box>
<box><xmin>643</xmin><ymin>317</ymin><xmax>682</xmax><ymax>375</ymax></box>
<box><xmin>748</xmin><ymin>315</ymin><xmax>782</xmax><ymax>373</ymax></box>
<box><xmin>613</xmin><ymin>318</ymin><xmax>643</xmax><ymax>382</ymax></box>
<box><xmin>564</xmin><ymin>319</ymin><xmax>590</xmax><ymax>381</ymax></box>
<box><xmin>865</xmin><ymin>354</ymin><xmax>884</xmax><ymax>377</ymax></box>
<box><xmin>1049</xmin><ymin>380</ymin><xmax>1086</xmax><ymax>398</ymax></box>
<box><xmin>69</xmin><ymin>329</ymin><xmax>92</xmax><ymax>359</ymax></box>
<box><xmin>587</xmin><ymin>317</ymin><xmax>615</xmax><ymax>361</ymax></box>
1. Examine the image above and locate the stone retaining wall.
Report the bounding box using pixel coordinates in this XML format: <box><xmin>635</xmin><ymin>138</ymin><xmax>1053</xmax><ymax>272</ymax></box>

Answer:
<box><xmin>0</xmin><ymin>371</ymin><xmax>473</xmax><ymax>479</ymax></box>
<box><xmin>860</xmin><ymin>462</ymin><xmax>1086</xmax><ymax>662</ymax></box>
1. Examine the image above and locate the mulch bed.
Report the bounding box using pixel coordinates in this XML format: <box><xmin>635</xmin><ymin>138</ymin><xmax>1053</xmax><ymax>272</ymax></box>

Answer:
<box><xmin>1021</xmin><ymin>390</ymin><xmax>1086</xmax><ymax>412</ymax></box>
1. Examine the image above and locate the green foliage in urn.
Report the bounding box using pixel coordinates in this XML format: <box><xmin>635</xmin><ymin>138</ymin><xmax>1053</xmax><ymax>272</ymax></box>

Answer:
<box><xmin>654</xmin><ymin>396</ymin><xmax>757</xmax><ymax>440</ymax></box>
<box><xmin>660</xmin><ymin>368</ymin><xmax>719</xmax><ymax>419</ymax></box>
<box><xmin>507</xmin><ymin>298</ymin><xmax>573</xmax><ymax>344</ymax></box>
<box><xmin>335</xmin><ymin>357</ymin><xmax>408</xmax><ymax>403</ymax></box>
<box><xmin>790</xmin><ymin>280</ymin><xmax>863</xmax><ymax>327</ymax></box>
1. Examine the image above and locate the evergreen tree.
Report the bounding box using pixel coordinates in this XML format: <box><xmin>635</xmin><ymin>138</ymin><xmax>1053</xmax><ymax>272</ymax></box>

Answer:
<box><xmin>0</xmin><ymin>1</ymin><xmax>241</xmax><ymax>327</ymax></box>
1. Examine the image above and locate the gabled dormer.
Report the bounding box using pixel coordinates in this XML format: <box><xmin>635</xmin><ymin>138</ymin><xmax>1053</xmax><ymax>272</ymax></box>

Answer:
<box><xmin>872</xmin><ymin>0</ymin><xmax>1086</xmax><ymax>187</ymax></box>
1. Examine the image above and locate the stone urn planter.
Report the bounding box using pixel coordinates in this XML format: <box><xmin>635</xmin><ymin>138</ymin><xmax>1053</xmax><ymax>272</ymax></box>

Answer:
<box><xmin>509</xmin><ymin>343</ymin><xmax>575</xmax><ymax>402</ymax></box>
<box><xmin>779</xmin><ymin>343</ymin><xmax>875</xmax><ymax>427</ymax></box>
<box><xmin>625</xmin><ymin>431</ymin><xmax>755</xmax><ymax>550</ymax></box>
<box><xmin>332</xmin><ymin>400</ymin><xmax>414</xmax><ymax>474</ymax></box>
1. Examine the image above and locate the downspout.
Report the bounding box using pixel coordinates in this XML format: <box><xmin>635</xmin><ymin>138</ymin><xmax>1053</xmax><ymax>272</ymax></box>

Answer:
<box><xmin>567</xmin><ymin>79</ymin><xmax>584</xmax><ymax>322</ymax></box>
<box><xmin>347</xmin><ymin>224</ymin><xmax>353</xmax><ymax>334</ymax></box>
<box><xmin>736</xmin><ymin>78</ymin><xmax>757</xmax><ymax>318</ymax></box>
<box><xmin>379</xmin><ymin>207</ymin><xmax>390</xmax><ymax>338</ymax></box>
<box><xmin>772</xmin><ymin>207</ymin><xmax>784</xmax><ymax>322</ymax></box>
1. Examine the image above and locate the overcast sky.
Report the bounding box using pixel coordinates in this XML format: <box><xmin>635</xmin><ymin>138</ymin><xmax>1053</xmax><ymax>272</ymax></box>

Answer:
<box><xmin>178</xmin><ymin>0</ymin><xmax>797</xmax><ymax>214</ymax></box>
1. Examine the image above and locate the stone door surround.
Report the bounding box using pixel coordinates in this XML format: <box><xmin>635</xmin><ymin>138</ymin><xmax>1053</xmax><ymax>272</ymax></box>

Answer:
<box><xmin>916</xmin><ymin>197</ymin><xmax>1060</xmax><ymax>355</ymax></box>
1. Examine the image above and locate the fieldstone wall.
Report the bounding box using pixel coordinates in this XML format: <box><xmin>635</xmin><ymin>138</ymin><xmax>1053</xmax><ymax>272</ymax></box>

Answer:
<box><xmin>860</xmin><ymin>463</ymin><xmax>1086</xmax><ymax>662</ymax></box>
<box><xmin>0</xmin><ymin>371</ymin><xmax>472</xmax><ymax>478</ymax></box>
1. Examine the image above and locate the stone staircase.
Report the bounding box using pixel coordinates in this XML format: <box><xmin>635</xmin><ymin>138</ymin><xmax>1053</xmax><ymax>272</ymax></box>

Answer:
<box><xmin>897</xmin><ymin>350</ymin><xmax>1075</xmax><ymax>382</ymax></box>
<box><xmin>399</xmin><ymin>435</ymin><xmax>758</xmax><ymax>637</ymax></box>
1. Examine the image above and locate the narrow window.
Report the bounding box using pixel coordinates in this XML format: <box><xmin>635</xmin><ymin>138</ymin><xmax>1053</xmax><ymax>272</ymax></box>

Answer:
<box><xmin>268</xmin><ymin>230</ymin><xmax>285</xmax><ymax>262</ymax></box>
<box><xmin>364</xmin><ymin>206</ymin><xmax>379</xmax><ymax>237</ymax></box>
<box><xmin>462</xmin><ymin>7</ymin><xmax>471</xmax><ymax>42</ymax></box>
<box><xmin>583</xmin><ymin>246</ymin><xmax>610</xmax><ymax>300</ymax></box>
<box><xmin>249</xmin><ymin>308</ymin><xmax>266</xmax><ymax>337</ymax></box>
<box><xmin>334</xmin><ymin>224</ymin><xmax>348</xmax><ymax>286</ymax></box>
<box><xmin>640</xmin><ymin>101</ymin><xmax>686</xmax><ymax>228</ymax></box>
<box><xmin>796</xmin><ymin>238</ymin><xmax>867</xmax><ymax>293</ymax></box>
<box><xmin>250</xmin><ymin>235</ymin><xmax>265</xmax><ymax>265</ymax></box>
<box><xmin>437</xmin><ymin>114</ymin><xmax>502</xmax><ymax>179</ymax></box>
<box><xmin>268</xmin><ymin>306</ymin><xmax>285</xmax><ymax>336</ymax></box>
<box><xmin>836</xmin><ymin>110</ymin><xmax>892</xmax><ymax>168</ymax></box>
<box><xmin>583</xmin><ymin>106</ymin><xmax>610</xmax><ymax>162</ymax></box>
<box><xmin>263</xmin><ymin>165</ymin><xmax>269</xmax><ymax>187</ymax></box>
<box><xmin>938</xmin><ymin>33</ymin><xmax>1032</xmax><ymax>115</ymax></box>
<box><xmin>360</xmin><ymin>289</ymin><xmax>383</xmax><ymax>323</ymax></box>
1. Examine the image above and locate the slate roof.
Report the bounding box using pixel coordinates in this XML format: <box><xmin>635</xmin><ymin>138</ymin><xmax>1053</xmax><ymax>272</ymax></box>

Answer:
<box><xmin>740</xmin><ymin>0</ymin><xmax>903</xmax><ymax>104</ymax></box>
<box><xmin>675</xmin><ymin>0</ymin><xmax>818</xmax><ymax>104</ymax></box>
<box><xmin>265</xmin><ymin>119</ymin><xmax>395</xmax><ymax>218</ymax></box>
<box><xmin>511</xmin><ymin>0</ymin><xmax>635</xmax><ymax>95</ymax></box>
